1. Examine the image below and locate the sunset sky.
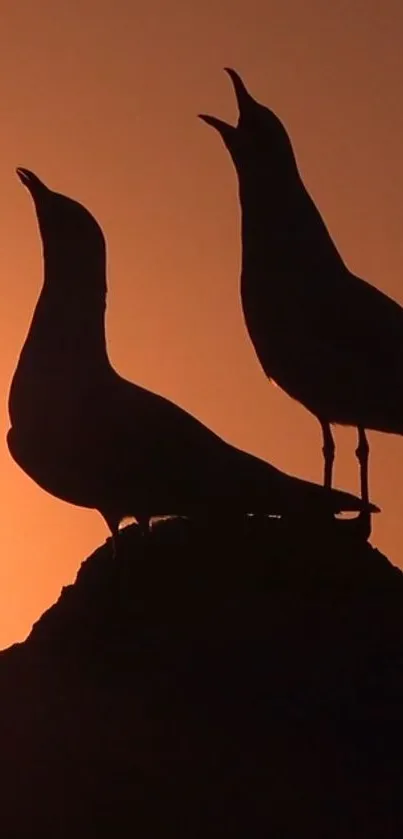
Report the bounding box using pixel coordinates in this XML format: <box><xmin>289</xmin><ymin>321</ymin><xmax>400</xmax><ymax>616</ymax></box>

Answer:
<box><xmin>0</xmin><ymin>0</ymin><xmax>403</xmax><ymax>648</ymax></box>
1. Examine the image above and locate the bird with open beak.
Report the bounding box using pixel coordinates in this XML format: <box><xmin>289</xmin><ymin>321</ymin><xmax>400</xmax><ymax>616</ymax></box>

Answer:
<box><xmin>199</xmin><ymin>68</ymin><xmax>403</xmax><ymax>533</ymax></box>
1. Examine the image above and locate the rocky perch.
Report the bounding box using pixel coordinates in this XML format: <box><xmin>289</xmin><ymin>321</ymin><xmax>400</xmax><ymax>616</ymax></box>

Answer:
<box><xmin>0</xmin><ymin>515</ymin><xmax>402</xmax><ymax>838</ymax></box>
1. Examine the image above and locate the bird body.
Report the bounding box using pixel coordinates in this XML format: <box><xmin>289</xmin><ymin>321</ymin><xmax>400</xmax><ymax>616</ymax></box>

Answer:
<box><xmin>239</xmin><ymin>168</ymin><xmax>403</xmax><ymax>434</ymax></box>
<box><xmin>8</xmin><ymin>169</ymin><xmax>373</xmax><ymax>539</ymax></box>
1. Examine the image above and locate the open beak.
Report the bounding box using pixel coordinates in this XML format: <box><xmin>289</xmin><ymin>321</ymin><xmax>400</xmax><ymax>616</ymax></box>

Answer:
<box><xmin>198</xmin><ymin>113</ymin><xmax>234</xmax><ymax>133</ymax></box>
<box><xmin>224</xmin><ymin>68</ymin><xmax>258</xmax><ymax>122</ymax></box>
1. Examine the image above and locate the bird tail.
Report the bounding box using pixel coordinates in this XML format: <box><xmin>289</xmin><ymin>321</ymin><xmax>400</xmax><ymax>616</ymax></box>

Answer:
<box><xmin>235</xmin><ymin>447</ymin><xmax>379</xmax><ymax>515</ymax></box>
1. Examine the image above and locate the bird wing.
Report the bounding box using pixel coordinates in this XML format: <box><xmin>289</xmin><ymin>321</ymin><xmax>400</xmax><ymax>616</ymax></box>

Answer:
<box><xmin>96</xmin><ymin>373</ymin><xmax>369</xmax><ymax>515</ymax></box>
<box><xmin>263</xmin><ymin>268</ymin><xmax>403</xmax><ymax>429</ymax></box>
<box><xmin>288</xmin><ymin>266</ymin><xmax>403</xmax><ymax>374</ymax></box>
<box><xmin>100</xmin><ymin>374</ymin><xmax>236</xmax><ymax>510</ymax></box>
<box><xmin>243</xmin><ymin>264</ymin><xmax>401</xmax><ymax>389</ymax></box>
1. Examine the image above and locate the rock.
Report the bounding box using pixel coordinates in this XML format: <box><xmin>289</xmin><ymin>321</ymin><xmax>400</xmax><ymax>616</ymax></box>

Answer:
<box><xmin>0</xmin><ymin>516</ymin><xmax>402</xmax><ymax>837</ymax></box>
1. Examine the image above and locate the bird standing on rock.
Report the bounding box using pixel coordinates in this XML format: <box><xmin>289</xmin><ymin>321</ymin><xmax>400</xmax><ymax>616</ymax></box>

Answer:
<box><xmin>200</xmin><ymin>68</ymin><xmax>402</xmax><ymax>515</ymax></box>
<box><xmin>7</xmin><ymin>169</ymin><xmax>372</xmax><ymax>548</ymax></box>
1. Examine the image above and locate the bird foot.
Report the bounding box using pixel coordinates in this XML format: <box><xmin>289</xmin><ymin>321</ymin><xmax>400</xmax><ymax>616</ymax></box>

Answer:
<box><xmin>336</xmin><ymin>510</ymin><xmax>372</xmax><ymax>542</ymax></box>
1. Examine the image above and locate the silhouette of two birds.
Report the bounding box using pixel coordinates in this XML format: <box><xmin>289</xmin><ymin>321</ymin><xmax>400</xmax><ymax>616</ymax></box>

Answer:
<box><xmin>7</xmin><ymin>169</ymin><xmax>370</xmax><ymax>544</ymax></box>
<box><xmin>200</xmin><ymin>68</ymin><xmax>403</xmax><ymax>509</ymax></box>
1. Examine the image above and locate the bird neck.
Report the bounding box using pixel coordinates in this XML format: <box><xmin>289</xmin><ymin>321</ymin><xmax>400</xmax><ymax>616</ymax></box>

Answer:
<box><xmin>239</xmin><ymin>168</ymin><xmax>344</xmax><ymax>275</ymax></box>
<box><xmin>27</xmin><ymin>261</ymin><xmax>110</xmax><ymax>372</ymax></box>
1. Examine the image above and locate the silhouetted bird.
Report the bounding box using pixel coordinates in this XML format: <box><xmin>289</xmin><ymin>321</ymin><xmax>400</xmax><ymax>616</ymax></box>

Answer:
<box><xmin>200</xmin><ymin>68</ymin><xmax>403</xmax><ymax>509</ymax></box>
<box><xmin>8</xmin><ymin>169</ymin><xmax>374</xmax><ymax>547</ymax></box>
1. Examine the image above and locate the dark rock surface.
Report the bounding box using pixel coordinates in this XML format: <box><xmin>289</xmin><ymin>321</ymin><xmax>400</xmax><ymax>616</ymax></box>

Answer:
<box><xmin>0</xmin><ymin>515</ymin><xmax>402</xmax><ymax>837</ymax></box>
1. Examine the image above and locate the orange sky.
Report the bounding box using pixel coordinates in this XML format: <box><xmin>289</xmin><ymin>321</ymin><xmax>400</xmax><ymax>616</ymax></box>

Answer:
<box><xmin>0</xmin><ymin>0</ymin><xmax>403</xmax><ymax>648</ymax></box>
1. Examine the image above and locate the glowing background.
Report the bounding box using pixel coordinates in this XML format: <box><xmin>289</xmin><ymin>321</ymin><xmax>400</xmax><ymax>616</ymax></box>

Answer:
<box><xmin>0</xmin><ymin>0</ymin><xmax>402</xmax><ymax>648</ymax></box>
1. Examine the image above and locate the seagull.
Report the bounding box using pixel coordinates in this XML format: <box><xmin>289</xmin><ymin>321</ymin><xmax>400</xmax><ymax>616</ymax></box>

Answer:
<box><xmin>8</xmin><ymin>169</ymin><xmax>374</xmax><ymax>549</ymax></box>
<box><xmin>199</xmin><ymin>68</ymin><xmax>402</xmax><ymax>512</ymax></box>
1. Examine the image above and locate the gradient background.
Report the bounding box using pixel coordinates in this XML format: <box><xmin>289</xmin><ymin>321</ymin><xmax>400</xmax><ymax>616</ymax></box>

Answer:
<box><xmin>0</xmin><ymin>0</ymin><xmax>402</xmax><ymax>648</ymax></box>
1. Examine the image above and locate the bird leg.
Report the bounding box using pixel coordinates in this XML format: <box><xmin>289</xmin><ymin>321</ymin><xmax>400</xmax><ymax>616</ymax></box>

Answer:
<box><xmin>137</xmin><ymin>515</ymin><xmax>151</xmax><ymax>538</ymax></box>
<box><xmin>356</xmin><ymin>426</ymin><xmax>370</xmax><ymax>507</ymax></box>
<box><xmin>320</xmin><ymin>421</ymin><xmax>335</xmax><ymax>490</ymax></box>
<box><xmin>102</xmin><ymin>513</ymin><xmax>121</xmax><ymax>559</ymax></box>
<box><xmin>109</xmin><ymin>527</ymin><xmax>120</xmax><ymax>559</ymax></box>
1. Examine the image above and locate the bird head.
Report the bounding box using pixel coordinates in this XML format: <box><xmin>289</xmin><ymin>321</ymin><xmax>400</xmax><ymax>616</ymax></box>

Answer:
<box><xmin>199</xmin><ymin>68</ymin><xmax>295</xmax><ymax>173</ymax></box>
<box><xmin>16</xmin><ymin>168</ymin><xmax>106</xmax><ymax>285</ymax></box>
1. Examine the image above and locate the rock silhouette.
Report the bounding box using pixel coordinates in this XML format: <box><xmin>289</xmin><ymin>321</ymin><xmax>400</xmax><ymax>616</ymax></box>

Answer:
<box><xmin>7</xmin><ymin>169</ymin><xmax>372</xmax><ymax>544</ymax></box>
<box><xmin>0</xmin><ymin>517</ymin><xmax>402</xmax><ymax>837</ymax></box>
<box><xmin>199</xmin><ymin>68</ymin><xmax>403</xmax><ymax>511</ymax></box>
